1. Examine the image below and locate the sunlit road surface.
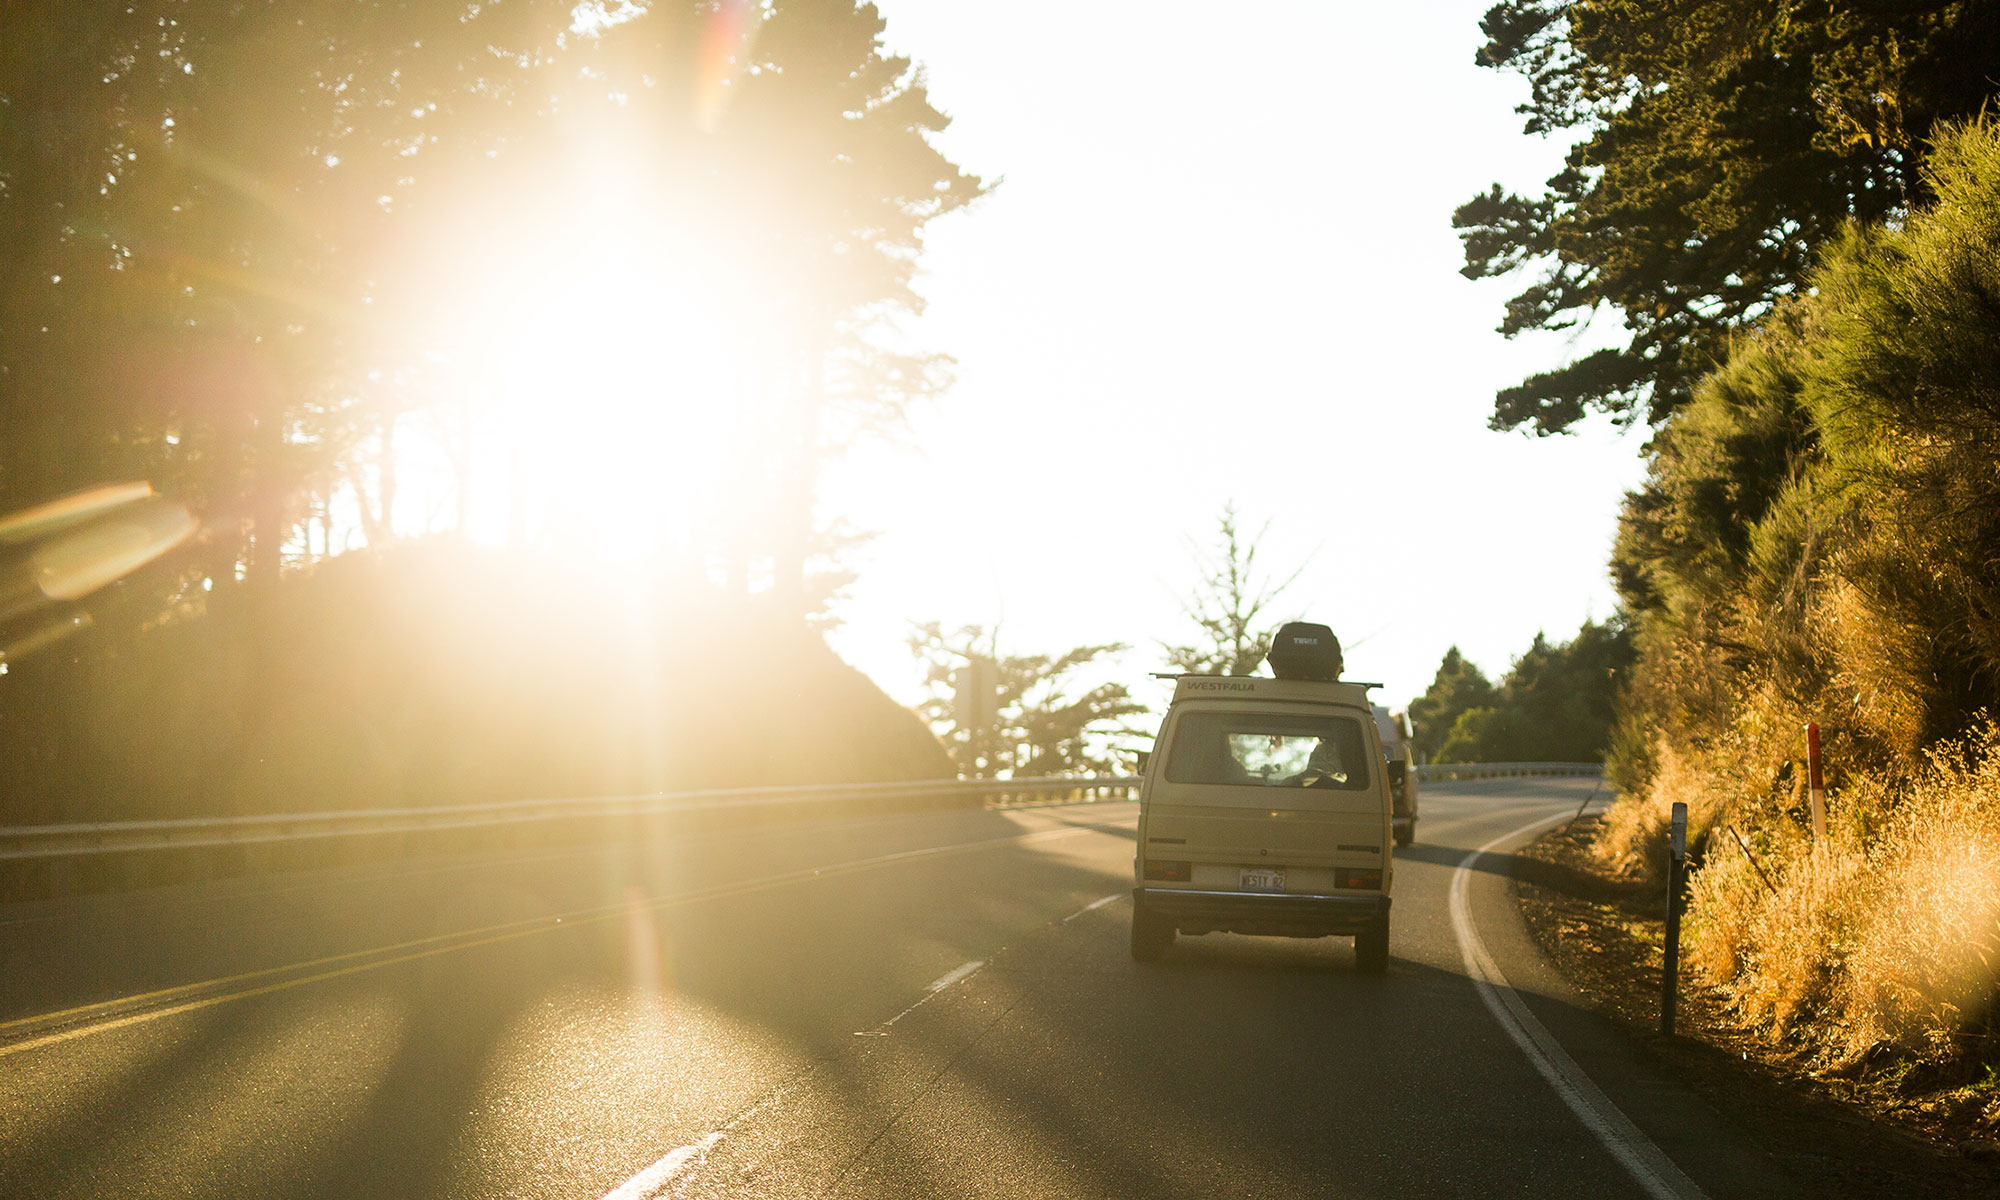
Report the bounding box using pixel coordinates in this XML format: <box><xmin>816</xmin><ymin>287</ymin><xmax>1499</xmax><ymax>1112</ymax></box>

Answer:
<box><xmin>0</xmin><ymin>780</ymin><xmax>1802</xmax><ymax>1199</ymax></box>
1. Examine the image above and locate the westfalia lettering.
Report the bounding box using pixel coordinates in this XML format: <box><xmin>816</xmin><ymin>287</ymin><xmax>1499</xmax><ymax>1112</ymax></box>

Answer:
<box><xmin>1187</xmin><ymin>680</ymin><xmax>1256</xmax><ymax>691</ymax></box>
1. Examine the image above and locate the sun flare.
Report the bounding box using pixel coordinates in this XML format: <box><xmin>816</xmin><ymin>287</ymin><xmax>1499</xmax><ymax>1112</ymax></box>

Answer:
<box><xmin>425</xmin><ymin>162</ymin><xmax>755</xmax><ymax>566</ymax></box>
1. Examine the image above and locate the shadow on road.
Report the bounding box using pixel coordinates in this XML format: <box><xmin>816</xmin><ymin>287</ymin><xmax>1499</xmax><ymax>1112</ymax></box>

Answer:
<box><xmin>0</xmin><ymin>802</ymin><xmax>1140</xmax><ymax>1200</ymax></box>
<box><xmin>756</xmin><ymin>912</ymin><xmax>1658</xmax><ymax>1200</ymax></box>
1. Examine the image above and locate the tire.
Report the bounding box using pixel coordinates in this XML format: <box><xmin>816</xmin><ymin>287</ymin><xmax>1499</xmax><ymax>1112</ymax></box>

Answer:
<box><xmin>1354</xmin><ymin>916</ymin><xmax>1390</xmax><ymax>974</ymax></box>
<box><xmin>1394</xmin><ymin>820</ymin><xmax>1414</xmax><ymax>848</ymax></box>
<box><xmin>1130</xmin><ymin>904</ymin><xmax>1174</xmax><ymax>962</ymax></box>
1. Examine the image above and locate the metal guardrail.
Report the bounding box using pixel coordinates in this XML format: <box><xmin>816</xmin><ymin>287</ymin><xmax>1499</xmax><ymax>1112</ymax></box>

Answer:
<box><xmin>0</xmin><ymin>776</ymin><xmax>1143</xmax><ymax>863</ymax></box>
<box><xmin>1414</xmin><ymin>762</ymin><xmax>1603</xmax><ymax>782</ymax></box>
<box><xmin>0</xmin><ymin>764</ymin><xmax>1600</xmax><ymax>863</ymax></box>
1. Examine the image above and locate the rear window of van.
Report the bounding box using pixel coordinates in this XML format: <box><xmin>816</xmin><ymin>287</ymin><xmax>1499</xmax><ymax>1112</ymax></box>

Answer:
<box><xmin>1164</xmin><ymin>711</ymin><xmax>1372</xmax><ymax>790</ymax></box>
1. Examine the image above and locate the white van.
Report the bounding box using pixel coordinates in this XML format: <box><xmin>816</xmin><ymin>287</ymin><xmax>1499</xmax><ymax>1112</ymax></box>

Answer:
<box><xmin>1131</xmin><ymin>656</ymin><xmax>1394</xmax><ymax>971</ymax></box>
<box><xmin>1373</xmin><ymin>705</ymin><xmax>1420</xmax><ymax>847</ymax></box>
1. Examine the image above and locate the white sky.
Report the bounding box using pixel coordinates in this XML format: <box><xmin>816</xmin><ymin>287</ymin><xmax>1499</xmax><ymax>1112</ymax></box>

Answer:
<box><xmin>819</xmin><ymin>0</ymin><xmax>1651</xmax><ymax>715</ymax></box>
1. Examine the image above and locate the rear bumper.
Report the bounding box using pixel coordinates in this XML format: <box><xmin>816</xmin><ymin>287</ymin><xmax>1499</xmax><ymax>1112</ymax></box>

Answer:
<box><xmin>1135</xmin><ymin>887</ymin><xmax>1389</xmax><ymax>938</ymax></box>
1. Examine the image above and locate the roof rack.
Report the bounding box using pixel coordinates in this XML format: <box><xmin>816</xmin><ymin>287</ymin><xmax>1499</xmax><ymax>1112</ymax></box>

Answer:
<box><xmin>1149</xmin><ymin>672</ymin><xmax>1381</xmax><ymax>688</ymax></box>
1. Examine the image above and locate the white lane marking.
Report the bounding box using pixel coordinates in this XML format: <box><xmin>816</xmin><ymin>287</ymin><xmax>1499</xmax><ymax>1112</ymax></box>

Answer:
<box><xmin>926</xmin><ymin>959</ymin><xmax>985</xmax><ymax>993</ymax></box>
<box><xmin>598</xmin><ymin>1132</ymin><xmax>723</xmax><ymax>1200</ymax></box>
<box><xmin>614</xmin><ymin>876</ymin><xmax>1135</xmax><ymax>1192</ymax></box>
<box><xmin>643</xmin><ymin>951</ymin><xmax>1008</xmax><ymax>1193</ymax></box>
<box><xmin>1450</xmin><ymin>812</ymin><xmax>1713</xmax><ymax>1200</ymax></box>
<box><xmin>1060</xmin><ymin>892</ymin><xmax>1121</xmax><ymax>922</ymax></box>
<box><xmin>858</xmin><ymin>959</ymin><xmax>988</xmax><ymax>1036</ymax></box>
<box><xmin>854</xmin><ymin>892</ymin><xmax>1126</xmax><ymax>1040</ymax></box>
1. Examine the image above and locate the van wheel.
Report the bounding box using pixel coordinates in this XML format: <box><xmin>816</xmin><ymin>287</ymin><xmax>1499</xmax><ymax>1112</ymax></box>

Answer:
<box><xmin>1131</xmin><ymin>905</ymin><xmax>1174</xmax><ymax>962</ymax></box>
<box><xmin>1394</xmin><ymin>821</ymin><xmax>1415</xmax><ymax>848</ymax></box>
<box><xmin>1354</xmin><ymin>917</ymin><xmax>1390</xmax><ymax>974</ymax></box>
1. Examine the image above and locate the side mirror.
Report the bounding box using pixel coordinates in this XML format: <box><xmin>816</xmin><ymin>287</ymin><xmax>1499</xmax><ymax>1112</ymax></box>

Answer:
<box><xmin>1134</xmin><ymin>750</ymin><xmax>1151</xmax><ymax>774</ymax></box>
<box><xmin>1385</xmin><ymin>760</ymin><xmax>1407</xmax><ymax>787</ymax></box>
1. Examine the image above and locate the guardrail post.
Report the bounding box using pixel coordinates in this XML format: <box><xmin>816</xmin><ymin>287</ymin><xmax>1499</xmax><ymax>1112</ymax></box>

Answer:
<box><xmin>1661</xmin><ymin>801</ymin><xmax>1687</xmax><ymax>1037</ymax></box>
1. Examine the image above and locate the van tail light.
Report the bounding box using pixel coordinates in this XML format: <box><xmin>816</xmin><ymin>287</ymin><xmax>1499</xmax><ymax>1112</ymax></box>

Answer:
<box><xmin>1337</xmin><ymin>867</ymin><xmax>1382</xmax><ymax>890</ymax></box>
<box><xmin>1144</xmin><ymin>859</ymin><xmax>1192</xmax><ymax>881</ymax></box>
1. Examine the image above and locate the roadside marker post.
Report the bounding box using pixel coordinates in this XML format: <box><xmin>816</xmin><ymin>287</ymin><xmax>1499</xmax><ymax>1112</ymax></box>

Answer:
<box><xmin>1805</xmin><ymin>722</ymin><xmax>1826</xmax><ymax>841</ymax></box>
<box><xmin>1661</xmin><ymin>801</ymin><xmax>1687</xmax><ymax>1038</ymax></box>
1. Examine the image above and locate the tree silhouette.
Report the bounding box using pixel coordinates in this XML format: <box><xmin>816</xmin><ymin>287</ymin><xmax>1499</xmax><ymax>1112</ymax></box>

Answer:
<box><xmin>1408</xmin><ymin>646</ymin><xmax>1496</xmax><ymax>762</ymax></box>
<box><xmin>1159</xmin><ymin>502</ymin><xmax>1303</xmax><ymax>676</ymax></box>
<box><xmin>1456</xmin><ymin>0</ymin><xmax>2000</xmax><ymax>434</ymax></box>
<box><xmin>910</xmin><ymin>623</ymin><xmax>1148</xmax><ymax>778</ymax></box>
<box><xmin>1416</xmin><ymin>624</ymin><xmax>1631</xmax><ymax>763</ymax></box>
<box><xmin>0</xmin><ymin>1</ymin><xmax>984</xmax><ymax>616</ymax></box>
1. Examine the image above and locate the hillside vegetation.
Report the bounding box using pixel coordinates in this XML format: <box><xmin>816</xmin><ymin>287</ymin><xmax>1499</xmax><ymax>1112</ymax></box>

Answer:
<box><xmin>0</xmin><ymin>542</ymin><xmax>953</xmax><ymax>826</ymax></box>
<box><xmin>0</xmin><ymin>2</ymin><xmax>977</xmax><ymax>829</ymax></box>
<box><xmin>1605</xmin><ymin>120</ymin><xmax>2000</xmax><ymax>1064</ymax></box>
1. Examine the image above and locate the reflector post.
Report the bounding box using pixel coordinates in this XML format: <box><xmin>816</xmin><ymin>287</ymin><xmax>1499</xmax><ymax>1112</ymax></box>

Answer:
<box><xmin>1806</xmin><ymin>722</ymin><xmax>1825</xmax><ymax>841</ymax></box>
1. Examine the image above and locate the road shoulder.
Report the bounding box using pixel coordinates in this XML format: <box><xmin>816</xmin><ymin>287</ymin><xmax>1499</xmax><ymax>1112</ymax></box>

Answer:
<box><xmin>1511</xmin><ymin>816</ymin><xmax>2000</xmax><ymax>1199</ymax></box>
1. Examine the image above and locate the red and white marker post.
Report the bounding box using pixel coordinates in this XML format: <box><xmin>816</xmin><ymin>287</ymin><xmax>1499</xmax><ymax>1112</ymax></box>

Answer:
<box><xmin>1806</xmin><ymin>721</ymin><xmax>1825</xmax><ymax>841</ymax></box>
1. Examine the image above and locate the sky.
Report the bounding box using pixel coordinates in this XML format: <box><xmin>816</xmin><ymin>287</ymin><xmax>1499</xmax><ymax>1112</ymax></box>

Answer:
<box><xmin>814</xmin><ymin>0</ymin><xmax>1653</xmax><ymax>715</ymax></box>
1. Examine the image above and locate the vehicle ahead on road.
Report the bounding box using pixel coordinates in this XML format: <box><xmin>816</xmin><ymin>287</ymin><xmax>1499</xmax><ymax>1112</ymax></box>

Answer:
<box><xmin>1373</xmin><ymin>704</ymin><xmax>1419</xmax><ymax>847</ymax></box>
<box><xmin>1131</xmin><ymin>623</ymin><xmax>1393</xmax><ymax>971</ymax></box>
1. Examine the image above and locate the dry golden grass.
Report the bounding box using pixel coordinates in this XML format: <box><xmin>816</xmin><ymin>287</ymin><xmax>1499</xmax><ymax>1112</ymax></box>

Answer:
<box><xmin>1725</xmin><ymin>836</ymin><xmax>1868</xmax><ymax>1040</ymax></box>
<box><xmin>1671</xmin><ymin>724</ymin><xmax>2000</xmax><ymax>1060</ymax></box>
<box><xmin>1843</xmin><ymin>730</ymin><xmax>2000</xmax><ymax>1055</ymax></box>
<box><xmin>1595</xmin><ymin>736</ymin><xmax>1733</xmax><ymax>885</ymax></box>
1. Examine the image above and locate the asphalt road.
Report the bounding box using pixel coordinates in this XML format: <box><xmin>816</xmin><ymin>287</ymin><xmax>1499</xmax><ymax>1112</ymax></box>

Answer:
<box><xmin>0</xmin><ymin>779</ymin><xmax>1802</xmax><ymax>1199</ymax></box>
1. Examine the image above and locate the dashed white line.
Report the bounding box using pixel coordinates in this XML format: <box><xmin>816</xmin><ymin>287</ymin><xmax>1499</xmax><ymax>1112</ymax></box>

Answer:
<box><xmin>1450</xmin><ymin>811</ymin><xmax>1712</xmax><ymax>1200</ymax></box>
<box><xmin>598</xmin><ymin>1131</ymin><xmax>723</xmax><ymax>1200</ymax></box>
<box><xmin>605</xmin><ymin>884</ymin><xmax>1128</xmax><ymax>1193</ymax></box>
<box><xmin>854</xmin><ymin>893</ymin><xmax>1122</xmax><ymax>1040</ymax></box>
<box><xmin>1060</xmin><ymin>892</ymin><xmax>1122</xmax><ymax>922</ymax></box>
<box><xmin>858</xmin><ymin>958</ymin><xmax>987</xmax><ymax>1035</ymax></box>
<box><xmin>926</xmin><ymin>959</ymin><xmax>985</xmax><ymax>992</ymax></box>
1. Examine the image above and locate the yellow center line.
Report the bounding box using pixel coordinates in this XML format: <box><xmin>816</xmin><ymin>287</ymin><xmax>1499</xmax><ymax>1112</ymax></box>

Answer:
<box><xmin>1</xmin><ymin>823</ymin><xmax>1110</xmax><ymax>1060</ymax></box>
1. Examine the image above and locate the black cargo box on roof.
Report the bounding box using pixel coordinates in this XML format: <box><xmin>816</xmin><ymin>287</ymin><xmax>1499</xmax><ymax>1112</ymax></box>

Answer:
<box><xmin>1267</xmin><ymin>622</ymin><xmax>1343</xmax><ymax>681</ymax></box>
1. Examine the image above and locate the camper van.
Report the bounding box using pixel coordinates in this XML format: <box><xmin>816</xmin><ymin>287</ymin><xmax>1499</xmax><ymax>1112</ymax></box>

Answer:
<box><xmin>1130</xmin><ymin>624</ymin><xmax>1393</xmax><ymax>971</ymax></box>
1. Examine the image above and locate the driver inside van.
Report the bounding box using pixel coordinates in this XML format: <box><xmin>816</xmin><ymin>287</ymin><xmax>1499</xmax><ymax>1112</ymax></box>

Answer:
<box><xmin>1281</xmin><ymin>738</ymin><xmax>1349</xmax><ymax>787</ymax></box>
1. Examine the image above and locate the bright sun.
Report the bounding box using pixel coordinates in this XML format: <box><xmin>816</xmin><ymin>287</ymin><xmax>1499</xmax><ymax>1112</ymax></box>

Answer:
<box><xmin>424</xmin><ymin>158</ymin><xmax>755</xmax><ymax>566</ymax></box>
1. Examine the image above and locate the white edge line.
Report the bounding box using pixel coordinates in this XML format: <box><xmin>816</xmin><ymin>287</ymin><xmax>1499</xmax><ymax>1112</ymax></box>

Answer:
<box><xmin>1449</xmin><ymin>810</ymin><xmax>1712</xmax><ymax>1200</ymax></box>
<box><xmin>598</xmin><ymin>1131</ymin><xmax>723</xmax><ymax>1200</ymax></box>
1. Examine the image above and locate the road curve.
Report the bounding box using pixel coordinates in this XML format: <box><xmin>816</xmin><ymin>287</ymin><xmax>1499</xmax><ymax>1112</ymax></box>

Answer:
<box><xmin>0</xmin><ymin>779</ymin><xmax>1798</xmax><ymax>1199</ymax></box>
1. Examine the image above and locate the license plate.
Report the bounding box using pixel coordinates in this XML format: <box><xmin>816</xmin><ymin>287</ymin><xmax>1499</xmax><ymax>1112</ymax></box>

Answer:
<box><xmin>1239</xmin><ymin>868</ymin><xmax>1284</xmax><ymax>892</ymax></box>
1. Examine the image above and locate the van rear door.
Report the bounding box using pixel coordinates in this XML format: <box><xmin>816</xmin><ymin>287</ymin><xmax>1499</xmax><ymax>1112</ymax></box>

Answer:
<box><xmin>1143</xmin><ymin>706</ymin><xmax>1389</xmax><ymax>881</ymax></box>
